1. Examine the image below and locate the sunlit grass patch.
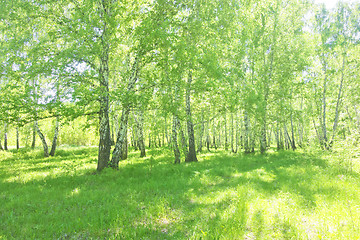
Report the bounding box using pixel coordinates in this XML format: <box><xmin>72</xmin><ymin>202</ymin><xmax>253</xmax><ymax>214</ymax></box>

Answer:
<box><xmin>0</xmin><ymin>150</ymin><xmax>14</xmax><ymax>161</ymax></box>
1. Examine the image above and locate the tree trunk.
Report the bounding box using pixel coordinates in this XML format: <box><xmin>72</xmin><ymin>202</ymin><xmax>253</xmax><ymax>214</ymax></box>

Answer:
<box><xmin>206</xmin><ymin>120</ymin><xmax>211</xmax><ymax>152</ymax></box>
<box><xmin>239</xmin><ymin>115</ymin><xmax>243</xmax><ymax>149</ymax></box>
<box><xmin>218</xmin><ymin>121</ymin><xmax>221</xmax><ymax>148</ymax></box>
<box><xmin>235</xmin><ymin>113</ymin><xmax>239</xmax><ymax>153</ymax></box>
<box><xmin>185</xmin><ymin>71</ymin><xmax>197</xmax><ymax>162</ymax></box>
<box><xmin>231</xmin><ymin>113</ymin><xmax>235</xmax><ymax>153</ymax></box>
<box><xmin>148</xmin><ymin>132</ymin><xmax>151</xmax><ymax>148</ymax></box>
<box><xmin>313</xmin><ymin>118</ymin><xmax>323</xmax><ymax>148</ymax></box>
<box><xmin>114</xmin><ymin>113</ymin><xmax>119</xmax><ymax>142</ymax></box>
<box><xmin>250</xmin><ymin>125</ymin><xmax>255</xmax><ymax>153</ymax></box>
<box><xmin>259</xmin><ymin>10</ymin><xmax>276</xmax><ymax>154</ymax></box>
<box><xmin>97</xmin><ymin>79</ymin><xmax>111</xmax><ymax>170</ymax></box>
<box><xmin>31</xmin><ymin>124</ymin><xmax>37</xmax><ymax>149</ymax></box>
<box><xmin>50</xmin><ymin>116</ymin><xmax>60</xmax><ymax>156</ymax></box>
<box><xmin>329</xmin><ymin>53</ymin><xmax>346</xmax><ymax>148</ymax></box>
<box><xmin>111</xmin><ymin>117</ymin><xmax>116</xmax><ymax>146</ymax></box>
<box><xmin>224</xmin><ymin>113</ymin><xmax>228</xmax><ymax>151</ymax></box>
<box><xmin>172</xmin><ymin>115</ymin><xmax>181</xmax><ymax>164</ymax></box>
<box><xmin>244</xmin><ymin>111</ymin><xmax>251</xmax><ymax>153</ymax></box>
<box><xmin>276</xmin><ymin>121</ymin><xmax>284</xmax><ymax>150</ymax></box>
<box><xmin>154</xmin><ymin>135</ymin><xmax>158</xmax><ymax>148</ymax></box>
<box><xmin>178</xmin><ymin>119</ymin><xmax>188</xmax><ymax>157</ymax></box>
<box><xmin>165</xmin><ymin>116</ymin><xmax>170</xmax><ymax>147</ymax></box>
<box><xmin>284</xmin><ymin>124</ymin><xmax>292</xmax><ymax>150</ymax></box>
<box><xmin>212</xmin><ymin>119</ymin><xmax>217</xmax><ymax>150</ymax></box>
<box><xmin>197</xmin><ymin>111</ymin><xmax>204</xmax><ymax>153</ymax></box>
<box><xmin>110</xmin><ymin>108</ymin><xmax>130</xmax><ymax>169</ymax></box>
<box><xmin>284</xmin><ymin>124</ymin><xmax>290</xmax><ymax>150</ymax></box>
<box><xmin>35</xmin><ymin>122</ymin><xmax>49</xmax><ymax>157</ymax></box>
<box><xmin>290</xmin><ymin>113</ymin><xmax>296</xmax><ymax>150</ymax></box>
<box><xmin>121</xmin><ymin>132</ymin><xmax>128</xmax><ymax>160</ymax></box>
<box><xmin>110</xmin><ymin>53</ymin><xmax>139</xmax><ymax>168</ymax></box>
<box><xmin>267</xmin><ymin>126</ymin><xmax>272</xmax><ymax>148</ymax></box>
<box><xmin>162</xmin><ymin>129</ymin><xmax>165</xmax><ymax>147</ymax></box>
<box><xmin>298</xmin><ymin>122</ymin><xmax>303</xmax><ymax>148</ymax></box>
<box><xmin>4</xmin><ymin>123</ymin><xmax>8</xmax><ymax>151</ymax></box>
<box><xmin>97</xmin><ymin>3</ymin><xmax>112</xmax><ymax>171</ymax></box>
<box><xmin>132</xmin><ymin>126</ymin><xmax>138</xmax><ymax>150</ymax></box>
<box><xmin>260</xmin><ymin>119</ymin><xmax>267</xmax><ymax>154</ymax></box>
<box><xmin>0</xmin><ymin>126</ymin><xmax>3</xmax><ymax>150</ymax></box>
<box><xmin>16</xmin><ymin>125</ymin><xmax>20</xmax><ymax>150</ymax></box>
<box><xmin>321</xmin><ymin>58</ymin><xmax>329</xmax><ymax>150</ymax></box>
<box><xmin>134</xmin><ymin>109</ymin><xmax>146</xmax><ymax>158</ymax></box>
<box><xmin>298</xmin><ymin>98</ymin><xmax>304</xmax><ymax>148</ymax></box>
<box><xmin>275</xmin><ymin>123</ymin><xmax>280</xmax><ymax>150</ymax></box>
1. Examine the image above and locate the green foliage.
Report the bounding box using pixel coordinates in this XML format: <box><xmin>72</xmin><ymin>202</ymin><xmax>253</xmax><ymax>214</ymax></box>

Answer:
<box><xmin>2</xmin><ymin>117</ymin><xmax>98</xmax><ymax>149</ymax></box>
<box><xmin>1</xmin><ymin>0</ymin><xmax>359</xmax><ymax>159</ymax></box>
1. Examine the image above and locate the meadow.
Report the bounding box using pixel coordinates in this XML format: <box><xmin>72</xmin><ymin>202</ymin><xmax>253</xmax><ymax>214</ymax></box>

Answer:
<box><xmin>1</xmin><ymin>146</ymin><xmax>360</xmax><ymax>239</ymax></box>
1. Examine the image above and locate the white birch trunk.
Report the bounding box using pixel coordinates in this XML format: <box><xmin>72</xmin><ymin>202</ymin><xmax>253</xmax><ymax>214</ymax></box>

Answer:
<box><xmin>97</xmin><ymin>1</ymin><xmax>112</xmax><ymax>171</ymax></box>
<box><xmin>134</xmin><ymin>109</ymin><xmax>146</xmax><ymax>158</ymax></box>
<box><xmin>4</xmin><ymin>123</ymin><xmax>8</xmax><ymax>151</ymax></box>
<box><xmin>224</xmin><ymin>113</ymin><xmax>228</xmax><ymax>151</ymax></box>
<box><xmin>244</xmin><ymin>111</ymin><xmax>251</xmax><ymax>153</ymax></box>
<box><xmin>197</xmin><ymin>111</ymin><xmax>204</xmax><ymax>153</ymax></box>
<box><xmin>16</xmin><ymin>125</ymin><xmax>19</xmax><ymax>150</ymax></box>
<box><xmin>50</xmin><ymin>116</ymin><xmax>60</xmax><ymax>156</ymax></box>
<box><xmin>35</xmin><ymin>122</ymin><xmax>49</xmax><ymax>157</ymax></box>
<box><xmin>185</xmin><ymin>71</ymin><xmax>197</xmax><ymax>162</ymax></box>
<box><xmin>172</xmin><ymin>115</ymin><xmax>181</xmax><ymax>164</ymax></box>
<box><xmin>110</xmin><ymin>108</ymin><xmax>130</xmax><ymax>168</ymax></box>
<box><xmin>329</xmin><ymin>53</ymin><xmax>346</xmax><ymax>148</ymax></box>
<box><xmin>110</xmin><ymin>55</ymin><xmax>139</xmax><ymax>168</ymax></box>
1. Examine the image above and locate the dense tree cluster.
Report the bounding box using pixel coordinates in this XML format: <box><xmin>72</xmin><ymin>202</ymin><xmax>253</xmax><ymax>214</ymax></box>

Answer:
<box><xmin>1</xmin><ymin>0</ymin><xmax>359</xmax><ymax>170</ymax></box>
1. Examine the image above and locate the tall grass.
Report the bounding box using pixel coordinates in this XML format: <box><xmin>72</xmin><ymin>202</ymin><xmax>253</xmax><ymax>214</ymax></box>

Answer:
<box><xmin>0</xmin><ymin>146</ymin><xmax>359</xmax><ymax>239</ymax></box>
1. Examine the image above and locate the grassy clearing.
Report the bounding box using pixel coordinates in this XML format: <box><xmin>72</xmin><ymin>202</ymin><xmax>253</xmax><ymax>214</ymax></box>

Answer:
<box><xmin>1</xmin><ymin>146</ymin><xmax>360</xmax><ymax>239</ymax></box>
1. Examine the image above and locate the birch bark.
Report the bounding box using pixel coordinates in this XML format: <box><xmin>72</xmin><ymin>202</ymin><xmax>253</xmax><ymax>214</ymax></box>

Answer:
<box><xmin>185</xmin><ymin>71</ymin><xmax>197</xmax><ymax>162</ymax></box>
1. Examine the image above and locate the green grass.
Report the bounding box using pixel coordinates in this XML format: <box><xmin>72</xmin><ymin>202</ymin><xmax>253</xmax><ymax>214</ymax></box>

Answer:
<box><xmin>1</xmin><ymin>146</ymin><xmax>360</xmax><ymax>239</ymax></box>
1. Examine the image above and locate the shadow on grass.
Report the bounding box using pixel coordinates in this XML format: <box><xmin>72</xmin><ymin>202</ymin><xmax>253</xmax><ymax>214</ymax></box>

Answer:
<box><xmin>0</xmin><ymin>147</ymin><xmax>359</xmax><ymax>239</ymax></box>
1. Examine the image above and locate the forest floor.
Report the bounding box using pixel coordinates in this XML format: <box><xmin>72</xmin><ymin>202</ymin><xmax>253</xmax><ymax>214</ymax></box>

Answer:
<box><xmin>1</xmin><ymin>146</ymin><xmax>360</xmax><ymax>239</ymax></box>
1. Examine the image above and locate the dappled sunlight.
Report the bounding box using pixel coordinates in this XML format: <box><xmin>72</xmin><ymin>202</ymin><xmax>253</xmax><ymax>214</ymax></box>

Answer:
<box><xmin>188</xmin><ymin>187</ymin><xmax>239</xmax><ymax>205</ymax></box>
<box><xmin>1</xmin><ymin>147</ymin><xmax>360</xmax><ymax>239</ymax></box>
<box><xmin>118</xmin><ymin>153</ymin><xmax>168</xmax><ymax>168</ymax></box>
<box><xmin>245</xmin><ymin>168</ymin><xmax>276</xmax><ymax>183</ymax></box>
<box><xmin>68</xmin><ymin>187</ymin><xmax>81</xmax><ymax>197</ymax></box>
<box><xmin>196</xmin><ymin>170</ymin><xmax>224</xmax><ymax>187</ymax></box>
<box><xmin>133</xmin><ymin>199</ymin><xmax>183</xmax><ymax>236</ymax></box>
<box><xmin>5</xmin><ymin>171</ymin><xmax>51</xmax><ymax>184</ymax></box>
<box><xmin>4</xmin><ymin>156</ymin><xmax>96</xmax><ymax>184</ymax></box>
<box><xmin>0</xmin><ymin>151</ymin><xmax>14</xmax><ymax>161</ymax></box>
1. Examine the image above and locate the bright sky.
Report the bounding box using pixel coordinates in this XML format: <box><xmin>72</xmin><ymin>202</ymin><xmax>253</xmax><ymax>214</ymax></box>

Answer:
<box><xmin>314</xmin><ymin>0</ymin><xmax>359</xmax><ymax>9</ymax></box>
